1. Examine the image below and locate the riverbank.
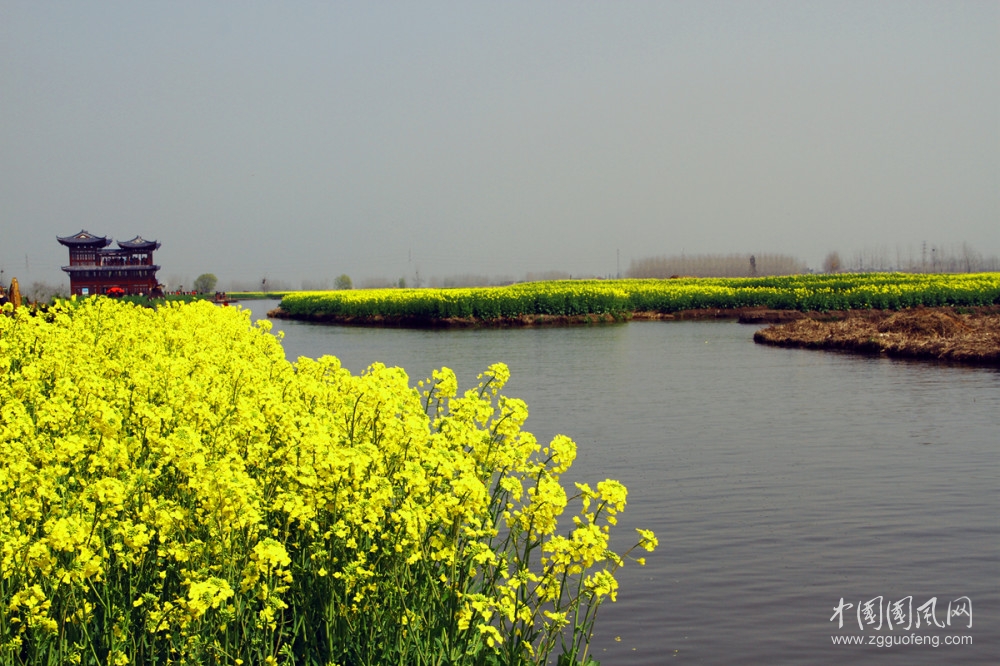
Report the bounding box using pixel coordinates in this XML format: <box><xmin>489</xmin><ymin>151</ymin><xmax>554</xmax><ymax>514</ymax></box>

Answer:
<box><xmin>752</xmin><ymin>306</ymin><xmax>1000</xmax><ymax>365</ymax></box>
<box><xmin>266</xmin><ymin>308</ymin><xmax>628</xmax><ymax>327</ymax></box>
<box><xmin>265</xmin><ymin>305</ymin><xmax>815</xmax><ymax>327</ymax></box>
<box><xmin>268</xmin><ymin>304</ymin><xmax>1000</xmax><ymax>327</ymax></box>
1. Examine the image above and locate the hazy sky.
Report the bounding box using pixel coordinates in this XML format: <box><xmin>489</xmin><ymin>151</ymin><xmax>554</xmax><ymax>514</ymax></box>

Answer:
<box><xmin>2</xmin><ymin>1</ymin><xmax>998</xmax><ymax>289</ymax></box>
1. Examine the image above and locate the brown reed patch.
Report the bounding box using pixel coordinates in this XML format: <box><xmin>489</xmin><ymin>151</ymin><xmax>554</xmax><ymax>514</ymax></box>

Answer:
<box><xmin>754</xmin><ymin>307</ymin><xmax>1000</xmax><ymax>365</ymax></box>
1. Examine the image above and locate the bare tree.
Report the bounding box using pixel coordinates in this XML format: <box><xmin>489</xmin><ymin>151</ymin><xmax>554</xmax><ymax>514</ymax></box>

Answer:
<box><xmin>24</xmin><ymin>281</ymin><xmax>68</xmax><ymax>304</ymax></box>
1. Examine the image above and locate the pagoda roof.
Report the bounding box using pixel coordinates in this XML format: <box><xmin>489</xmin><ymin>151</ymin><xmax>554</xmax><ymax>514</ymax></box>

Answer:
<box><xmin>57</xmin><ymin>230</ymin><xmax>112</xmax><ymax>247</ymax></box>
<box><xmin>117</xmin><ymin>236</ymin><xmax>160</xmax><ymax>251</ymax></box>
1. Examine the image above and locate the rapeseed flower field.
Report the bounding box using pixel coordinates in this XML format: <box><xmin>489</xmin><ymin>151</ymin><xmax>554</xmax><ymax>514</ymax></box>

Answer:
<box><xmin>278</xmin><ymin>273</ymin><xmax>1000</xmax><ymax>321</ymax></box>
<box><xmin>0</xmin><ymin>299</ymin><xmax>654</xmax><ymax>665</ymax></box>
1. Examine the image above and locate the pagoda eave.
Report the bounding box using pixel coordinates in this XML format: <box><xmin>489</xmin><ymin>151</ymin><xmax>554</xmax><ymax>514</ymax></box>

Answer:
<box><xmin>117</xmin><ymin>237</ymin><xmax>161</xmax><ymax>251</ymax></box>
<box><xmin>61</xmin><ymin>265</ymin><xmax>161</xmax><ymax>272</ymax></box>
<box><xmin>57</xmin><ymin>230</ymin><xmax>113</xmax><ymax>247</ymax></box>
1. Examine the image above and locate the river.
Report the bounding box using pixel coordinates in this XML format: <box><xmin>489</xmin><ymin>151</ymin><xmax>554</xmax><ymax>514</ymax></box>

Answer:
<box><xmin>248</xmin><ymin>300</ymin><xmax>997</xmax><ymax>664</ymax></box>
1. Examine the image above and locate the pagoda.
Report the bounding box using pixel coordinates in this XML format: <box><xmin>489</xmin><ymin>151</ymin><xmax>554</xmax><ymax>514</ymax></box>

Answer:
<box><xmin>58</xmin><ymin>230</ymin><xmax>162</xmax><ymax>296</ymax></box>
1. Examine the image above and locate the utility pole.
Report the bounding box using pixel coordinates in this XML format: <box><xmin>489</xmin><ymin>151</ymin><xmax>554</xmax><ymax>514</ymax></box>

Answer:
<box><xmin>616</xmin><ymin>249</ymin><xmax>620</xmax><ymax>279</ymax></box>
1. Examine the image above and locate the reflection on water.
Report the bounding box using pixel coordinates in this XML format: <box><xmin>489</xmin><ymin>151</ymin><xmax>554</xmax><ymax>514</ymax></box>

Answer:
<box><xmin>246</xmin><ymin>301</ymin><xmax>999</xmax><ymax>664</ymax></box>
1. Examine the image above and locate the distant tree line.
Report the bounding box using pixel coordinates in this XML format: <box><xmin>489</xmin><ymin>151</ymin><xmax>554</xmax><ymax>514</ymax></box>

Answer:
<box><xmin>209</xmin><ymin>243</ymin><xmax>999</xmax><ymax>293</ymax></box>
<box><xmin>833</xmin><ymin>243</ymin><xmax>1000</xmax><ymax>273</ymax></box>
<box><xmin>432</xmin><ymin>274</ymin><xmax>517</xmax><ymax>288</ymax></box>
<box><xmin>627</xmin><ymin>253</ymin><xmax>807</xmax><ymax>278</ymax></box>
<box><xmin>524</xmin><ymin>270</ymin><xmax>572</xmax><ymax>283</ymax></box>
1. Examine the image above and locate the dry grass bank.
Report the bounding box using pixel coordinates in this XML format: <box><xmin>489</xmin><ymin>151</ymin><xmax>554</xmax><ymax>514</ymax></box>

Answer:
<box><xmin>753</xmin><ymin>306</ymin><xmax>1000</xmax><ymax>365</ymax></box>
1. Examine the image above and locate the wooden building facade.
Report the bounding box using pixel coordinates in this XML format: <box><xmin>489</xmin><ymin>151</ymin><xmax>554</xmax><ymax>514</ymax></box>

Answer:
<box><xmin>58</xmin><ymin>230</ymin><xmax>161</xmax><ymax>296</ymax></box>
